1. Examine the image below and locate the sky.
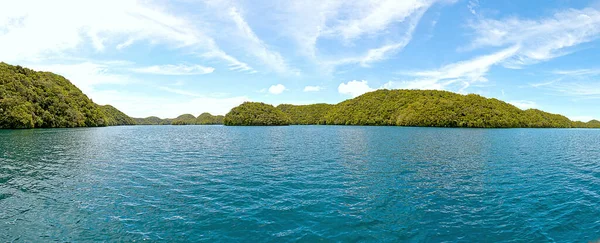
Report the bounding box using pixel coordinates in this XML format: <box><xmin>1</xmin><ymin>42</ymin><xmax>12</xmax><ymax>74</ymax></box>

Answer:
<box><xmin>1</xmin><ymin>0</ymin><xmax>600</xmax><ymax>121</ymax></box>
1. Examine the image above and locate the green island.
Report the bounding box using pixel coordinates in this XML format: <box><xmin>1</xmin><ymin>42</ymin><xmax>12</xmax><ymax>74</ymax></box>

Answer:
<box><xmin>0</xmin><ymin>62</ymin><xmax>224</xmax><ymax>128</ymax></box>
<box><xmin>0</xmin><ymin>62</ymin><xmax>133</xmax><ymax>128</ymax></box>
<box><xmin>224</xmin><ymin>102</ymin><xmax>291</xmax><ymax>126</ymax></box>
<box><xmin>224</xmin><ymin>91</ymin><xmax>600</xmax><ymax>128</ymax></box>
<box><xmin>1</xmin><ymin>62</ymin><xmax>599</xmax><ymax>129</ymax></box>
<box><xmin>133</xmin><ymin>113</ymin><xmax>224</xmax><ymax>125</ymax></box>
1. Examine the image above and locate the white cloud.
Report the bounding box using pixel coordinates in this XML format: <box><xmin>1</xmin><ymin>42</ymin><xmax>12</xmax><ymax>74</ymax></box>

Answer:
<box><xmin>276</xmin><ymin>0</ymin><xmax>440</xmax><ymax>68</ymax></box>
<box><xmin>529</xmin><ymin>79</ymin><xmax>559</xmax><ymax>88</ymax></box>
<box><xmin>279</xmin><ymin>0</ymin><xmax>343</xmax><ymax>58</ymax></box>
<box><xmin>0</xmin><ymin>0</ymin><xmax>251</xmax><ymax>71</ymax></box>
<box><xmin>303</xmin><ymin>86</ymin><xmax>323</xmax><ymax>92</ymax></box>
<box><xmin>547</xmin><ymin>82</ymin><xmax>600</xmax><ymax>98</ymax></box>
<box><xmin>202</xmin><ymin>50</ymin><xmax>255</xmax><ymax>73</ymax></box>
<box><xmin>508</xmin><ymin>100</ymin><xmax>538</xmax><ymax>110</ymax></box>
<box><xmin>469</xmin><ymin>8</ymin><xmax>600</xmax><ymax>67</ymax></box>
<box><xmin>326</xmin><ymin>0</ymin><xmax>432</xmax><ymax>40</ymax></box>
<box><xmin>268</xmin><ymin>84</ymin><xmax>287</xmax><ymax>94</ymax></box>
<box><xmin>532</xmin><ymin>69</ymin><xmax>600</xmax><ymax>98</ymax></box>
<box><xmin>387</xmin><ymin>45</ymin><xmax>520</xmax><ymax>91</ymax></box>
<box><xmin>228</xmin><ymin>7</ymin><xmax>295</xmax><ymax>75</ymax></box>
<box><xmin>338</xmin><ymin>80</ymin><xmax>374</xmax><ymax>97</ymax></box>
<box><xmin>132</xmin><ymin>64</ymin><xmax>215</xmax><ymax>75</ymax></box>
<box><xmin>467</xmin><ymin>0</ymin><xmax>479</xmax><ymax>15</ymax></box>
<box><xmin>326</xmin><ymin>8</ymin><xmax>425</xmax><ymax>68</ymax></box>
<box><xmin>552</xmin><ymin>69</ymin><xmax>600</xmax><ymax>76</ymax></box>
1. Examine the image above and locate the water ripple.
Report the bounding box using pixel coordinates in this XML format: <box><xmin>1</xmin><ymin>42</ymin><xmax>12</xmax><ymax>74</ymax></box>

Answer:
<box><xmin>0</xmin><ymin>126</ymin><xmax>599</xmax><ymax>242</ymax></box>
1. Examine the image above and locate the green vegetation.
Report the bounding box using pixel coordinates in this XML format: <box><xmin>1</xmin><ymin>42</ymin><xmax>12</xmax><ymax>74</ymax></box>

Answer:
<box><xmin>171</xmin><ymin>114</ymin><xmax>197</xmax><ymax>125</ymax></box>
<box><xmin>196</xmin><ymin>112</ymin><xmax>224</xmax><ymax>125</ymax></box>
<box><xmin>101</xmin><ymin>105</ymin><xmax>136</xmax><ymax>126</ymax></box>
<box><xmin>323</xmin><ymin>90</ymin><xmax>575</xmax><ymax>128</ymax></box>
<box><xmin>0</xmin><ymin>62</ymin><xmax>133</xmax><ymax>129</ymax></box>
<box><xmin>227</xmin><ymin>89</ymin><xmax>600</xmax><ymax>128</ymax></box>
<box><xmin>133</xmin><ymin>113</ymin><xmax>224</xmax><ymax>125</ymax></box>
<box><xmin>3</xmin><ymin>62</ymin><xmax>597</xmax><ymax>129</ymax></box>
<box><xmin>133</xmin><ymin>116</ymin><xmax>172</xmax><ymax>125</ymax></box>
<box><xmin>224</xmin><ymin>102</ymin><xmax>290</xmax><ymax>126</ymax></box>
<box><xmin>277</xmin><ymin>103</ymin><xmax>333</xmax><ymax>125</ymax></box>
<box><xmin>573</xmin><ymin>119</ymin><xmax>600</xmax><ymax>128</ymax></box>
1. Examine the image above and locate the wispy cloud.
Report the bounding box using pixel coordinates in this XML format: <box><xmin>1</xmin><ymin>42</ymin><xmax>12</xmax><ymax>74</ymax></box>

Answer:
<box><xmin>279</xmin><ymin>0</ymin><xmax>343</xmax><ymax>58</ymax></box>
<box><xmin>551</xmin><ymin>68</ymin><xmax>600</xmax><ymax>76</ymax></box>
<box><xmin>469</xmin><ymin>7</ymin><xmax>600</xmax><ymax>68</ymax></box>
<box><xmin>326</xmin><ymin>7</ymin><xmax>426</xmax><ymax>68</ymax></box>
<box><xmin>276</xmin><ymin>0</ymin><xmax>442</xmax><ymax>69</ymax></box>
<box><xmin>0</xmin><ymin>0</ymin><xmax>250</xmax><ymax>73</ymax></box>
<box><xmin>545</xmin><ymin>82</ymin><xmax>600</xmax><ymax>98</ymax></box>
<box><xmin>325</xmin><ymin>0</ymin><xmax>432</xmax><ymax>41</ymax></box>
<box><xmin>201</xmin><ymin>50</ymin><xmax>255</xmax><ymax>73</ymax></box>
<box><xmin>133</xmin><ymin>64</ymin><xmax>215</xmax><ymax>75</ymax></box>
<box><xmin>228</xmin><ymin>7</ymin><xmax>296</xmax><ymax>75</ymax></box>
<box><xmin>531</xmin><ymin>68</ymin><xmax>600</xmax><ymax>98</ymax></box>
<box><xmin>529</xmin><ymin>79</ymin><xmax>559</xmax><ymax>88</ymax></box>
<box><xmin>386</xmin><ymin>45</ymin><xmax>520</xmax><ymax>91</ymax></box>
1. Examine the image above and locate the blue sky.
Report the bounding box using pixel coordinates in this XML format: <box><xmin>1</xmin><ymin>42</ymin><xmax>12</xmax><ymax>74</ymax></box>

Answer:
<box><xmin>1</xmin><ymin>0</ymin><xmax>600</xmax><ymax>120</ymax></box>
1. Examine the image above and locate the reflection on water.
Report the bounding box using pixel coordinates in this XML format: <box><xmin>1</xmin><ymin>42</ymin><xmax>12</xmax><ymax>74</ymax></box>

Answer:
<box><xmin>1</xmin><ymin>126</ymin><xmax>599</xmax><ymax>241</ymax></box>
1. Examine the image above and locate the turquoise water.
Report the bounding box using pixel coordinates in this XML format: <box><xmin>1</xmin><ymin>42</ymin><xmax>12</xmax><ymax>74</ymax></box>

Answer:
<box><xmin>1</xmin><ymin>126</ymin><xmax>599</xmax><ymax>242</ymax></box>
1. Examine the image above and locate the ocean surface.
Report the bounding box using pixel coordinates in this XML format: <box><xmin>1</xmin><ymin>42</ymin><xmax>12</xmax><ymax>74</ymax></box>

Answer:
<box><xmin>0</xmin><ymin>126</ymin><xmax>599</xmax><ymax>242</ymax></box>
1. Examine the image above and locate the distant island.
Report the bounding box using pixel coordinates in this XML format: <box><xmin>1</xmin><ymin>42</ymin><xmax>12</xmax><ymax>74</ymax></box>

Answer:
<box><xmin>1</xmin><ymin>62</ymin><xmax>599</xmax><ymax>129</ymax></box>
<box><xmin>134</xmin><ymin>113</ymin><xmax>224</xmax><ymax>125</ymax></box>
<box><xmin>223</xmin><ymin>91</ymin><xmax>600</xmax><ymax>128</ymax></box>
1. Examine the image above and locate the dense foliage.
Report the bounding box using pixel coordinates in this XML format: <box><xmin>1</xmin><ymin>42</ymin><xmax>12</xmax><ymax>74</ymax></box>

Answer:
<box><xmin>171</xmin><ymin>114</ymin><xmax>197</xmax><ymax>125</ymax></box>
<box><xmin>228</xmin><ymin>89</ymin><xmax>600</xmax><ymax>128</ymax></box>
<box><xmin>101</xmin><ymin>105</ymin><xmax>136</xmax><ymax>126</ymax></box>
<box><xmin>323</xmin><ymin>90</ymin><xmax>577</xmax><ymax>128</ymax></box>
<box><xmin>133</xmin><ymin>116</ymin><xmax>173</xmax><ymax>125</ymax></box>
<box><xmin>224</xmin><ymin>102</ymin><xmax>290</xmax><ymax>126</ymax></box>
<box><xmin>196</xmin><ymin>112</ymin><xmax>224</xmax><ymax>125</ymax></box>
<box><xmin>277</xmin><ymin>103</ymin><xmax>333</xmax><ymax>125</ymax></box>
<box><xmin>0</xmin><ymin>63</ymin><xmax>133</xmax><ymax>128</ymax></box>
<box><xmin>133</xmin><ymin>113</ymin><xmax>224</xmax><ymax>125</ymax></box>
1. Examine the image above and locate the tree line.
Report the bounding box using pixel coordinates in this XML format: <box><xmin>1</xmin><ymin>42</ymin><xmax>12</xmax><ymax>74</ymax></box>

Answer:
<box><xmin>0</xmin><ymin>63</ymin><xmax>134</xmax><ymax>128</ymax></box>
<box><xmin>135</xmin><ymin>113</ymin><xmax>224</xmax><ymax>125</ymax></box>
<box><xmin>224</xmin><ymin>90</ymin><xmax>600</xmax><ymax>128</ymax></box>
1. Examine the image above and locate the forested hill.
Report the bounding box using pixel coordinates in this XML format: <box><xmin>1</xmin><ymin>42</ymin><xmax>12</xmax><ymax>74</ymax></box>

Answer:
<box><xmin>133</xmin><ymin>113</ymin><xmax>224</xmax><ymax>125</ymax></box>
<box><xmin>226</xmin><ymin>90</ymin><xmax>600</xmax><ymax>128</ymax></box>
<box><xmin>0</xmin><ymin>62</ymin><xmax>133</xmax><ymax>128</ymax></box>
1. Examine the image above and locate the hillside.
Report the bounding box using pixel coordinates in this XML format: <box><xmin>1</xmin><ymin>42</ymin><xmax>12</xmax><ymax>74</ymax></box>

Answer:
<box><xmin>171</xmin><ymin>114</ymin><xmax>197</xmax><ymax>125</ymax></box>
<box><xmin>323</xmin><ymin>90</ymin><xmax>575</xmax><ymax>128</ymax></box>
<box><xmin>101</xmin><ymin>105</ymin><xmax>136</xmax><ymax>126</ymax></box>
<box><xmin>277</xmin><ymin>103</ymin><xmax>333</xmax><ymax>125</ymax></box>
<box><xmin>133</xmin><ymin>116</ymin><xmax>172</xmax><ymax>125</ymax></box>
<box><xmin>227</xmin><ymin>89</ymin><xmax>600</xmax><ymax>128</ymax></box>
<box><xmin>224</xmin><ymin>102</ymin><xmax>290</xmax><ymax>126</ymax></box>
<box><xmin>196</xmin><ymin>112</ymin><xmax>224</xmax><ymax>125</ymax></box>
<box><xmin>0</xmin><ymin>63</ymin><xmax>133</xmax><ymax>129</ymax></box>
<box><xmin>133</xmin><ymin>113</ymin><xmax>224</xmax><ymax>125</ymax></box>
